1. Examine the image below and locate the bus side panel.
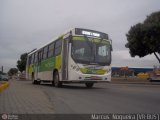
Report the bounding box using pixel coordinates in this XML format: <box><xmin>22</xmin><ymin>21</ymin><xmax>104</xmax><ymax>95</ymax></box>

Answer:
<box><xmin>26</xmin><ymin>65</ymin><xmax>30</xmax><ymax>80</ymax></box>
<box><xmin>37</xmin><ymin>71</ymin><xmax>53</xmax><ymax>80</ymax></box>
<box><xmin>55</xmin><ymin>54</ymin><xmax>62</xmax><ymax>71</ymax></box>
<box><xmin>27</xmin><ymin>64</ymin><xmax>33</xmax><ymax>80</ymax></box>
<box><xmin>54</xmin><ymin>54</ymin><xmax>62</xmax><ymax>81</ymax></box>
<box><xmin>37</xmin><ymin>57</ymin><xmax>55</xmax><ymax>81</ymax></box>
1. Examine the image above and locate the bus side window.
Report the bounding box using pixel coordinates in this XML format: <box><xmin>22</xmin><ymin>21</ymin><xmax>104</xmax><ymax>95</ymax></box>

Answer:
<box><xmin>31</xmin><ymin>54</ymin><xmax>35</xmax><ymax>64</ymax></box>
<box><xmin>55</xmin><ymin>39</ymin><xmax>62</xmax><ymax>56</ymax></box>
<box><xmin>48</xmin><ymin>42</ymin><xmax>54</xmax><ymax>57</ymax></box>
<box><xmin>34</xmin><ymin>52</ymin><xmax>38</xmax><ymax>63</ymax></box>
<box><xmin>29</xmin><ymin>56</ymin><xmax>32</xmax><ymax>65</ymax></box>
<box><xmin>43</xmin><ymin>46</ymin><xmax>48</xmax><ymax>59</ymax></box>
<box><xmin>38</xmin><ymin>50</ymin><xmax>42</xmax><ymax>62</ymax></box>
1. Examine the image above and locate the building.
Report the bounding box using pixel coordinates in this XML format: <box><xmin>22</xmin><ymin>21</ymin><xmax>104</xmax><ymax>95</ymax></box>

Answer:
<box><xmin>112</xmin><ymin>67</ymin><xmax>153</xmax><ymax>77</ymax></box>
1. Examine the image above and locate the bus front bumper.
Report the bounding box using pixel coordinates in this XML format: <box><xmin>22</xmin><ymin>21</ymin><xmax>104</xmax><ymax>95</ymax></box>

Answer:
<box><xmin>60</xmin><ymin>80</ymin><xmax>111</xmax><ymax>83</ymax></box>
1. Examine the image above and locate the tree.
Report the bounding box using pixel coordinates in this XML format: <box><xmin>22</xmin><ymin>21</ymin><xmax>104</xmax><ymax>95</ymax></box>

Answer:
<box><xmin>8</xmin><ymin>68</ymin><xmax>18</xmax><ymax>76</ymax></box>
<box><xmin>125</xmin><ymin>11</ymin><xmax>160</xmax><ymax>63</ymax></box>
<box><xmin>17</xmin><ymin>53</ymin><xmax>28</xmax><ymax>72</ymax></box>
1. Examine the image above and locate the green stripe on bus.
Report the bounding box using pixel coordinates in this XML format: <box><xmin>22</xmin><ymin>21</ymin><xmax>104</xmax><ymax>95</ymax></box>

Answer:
<box><xmin>39</xmin><ymin>57</ymin><xmax>55</xmax><ymax>72</ymax></box>
<box><xmin>55</xmin><ymin>54</ymin><xmax>62</xmax><ymax>70</ymax></box>
<box><xmin>80</xmin><ymin>68</ymin><xmax>107</xmax><ymax>75</ymax></box>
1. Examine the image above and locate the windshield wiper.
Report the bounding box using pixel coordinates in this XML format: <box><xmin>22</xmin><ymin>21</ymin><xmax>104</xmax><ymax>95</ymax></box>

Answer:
<box><xmin>83</xmin><ymin>35</ymin><xmax>98</xmax><ymax>64</ymax></box>
<box><xmin>83</xmin><ymin>35</ymin><xmax>92</xmax><ymax>49</ymax></box>
<box><xmin>83</xmin><ymin>35</ymin><xmax>95</xmax><ymax>63</ymax></box>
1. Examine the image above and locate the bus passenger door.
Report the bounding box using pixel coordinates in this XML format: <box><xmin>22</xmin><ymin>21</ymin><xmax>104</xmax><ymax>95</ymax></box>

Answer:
<box><xmin>62</xmin><ymin>38</ymin><xmax>69</xmax><ymax>80</ymax></box>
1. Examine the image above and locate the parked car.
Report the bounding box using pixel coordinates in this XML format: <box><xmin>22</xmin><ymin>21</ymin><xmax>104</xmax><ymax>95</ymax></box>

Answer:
<box><xmin>1</xmin><ymin>75</ymin><xmax>9</xmax><ymax>81</ymax></box>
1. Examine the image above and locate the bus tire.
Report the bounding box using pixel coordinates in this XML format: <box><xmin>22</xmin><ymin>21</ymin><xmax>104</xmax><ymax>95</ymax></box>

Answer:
<box><xmin>32</xmin><ymin>73</ymin><xmax>40</xmax><ymax>84</ymax></box>
<box><xmin>32</xmin><ymin>80</ymin><xmax>36</xmax><ymax>84</ymax></box>
<box><xmin>54</xmin><ymin>71</ymin><xmax>62</xmax><ymax>87</ymax></box>
<box><xmin>85</xmin><ymin>83</ymin><xmax>94</xmax><ymax>88</ymax></box>
<box><xmin>33</xmin><ymin>79</ymin><xmax>39</xmax><ymax>84</ymax></box>
<box><xmin>52</xmin><ymin>81</ymin><xmax>55</xmax><ymax>86</ymax></box>
<box><xmin>37</xmin><ymin>80</ymin><xmax>41</xmax><ymax>84</ymax></box>
<box><xmin>32</xmin><ymin>73</ymin><xmax>36</xmax><ymax>84</ymax></box>
<box><xmin>52</xmin><ymin>72</ymin><xmax>55</xmax><ymax>86</ymax></box>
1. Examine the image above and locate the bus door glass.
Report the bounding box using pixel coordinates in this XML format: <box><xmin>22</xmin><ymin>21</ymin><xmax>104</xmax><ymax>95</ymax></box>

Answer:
<box><xmin>62</xmin><ymin>38</ymin><xmax>69</xmax><ymax>80</ymax></box>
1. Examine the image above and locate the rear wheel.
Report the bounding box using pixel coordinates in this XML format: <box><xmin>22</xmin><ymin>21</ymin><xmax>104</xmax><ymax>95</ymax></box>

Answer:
<box><xmin>32</xmin><ymin>73</ymin><xmax>40</xmax><ymax>84</ymax></box>
<box><xmin>52</xmin><ymin>72</ymin><xmax>55</xmax><ymax>86</ymax></box>
<box><xmin>32</xmin><ymin>73</ymin><xmax>36</xmax><ymax>84</ymax></box>
<box><xmin>54</xmin><ymin>71</ymin><xmax>62</xmax><ymax>87</ymax></box>
<box><xmin>37</xmin><ymin>80</ymin><xmax>41</xmax><ymax>84</ymax></box>
<box><xmin>52</xmin><ymin>80</ymin><xmax>55</xmax><ymax>86</ymax></box>
<box><xmin>85</xmin><ymin>83</ymin><xmax>94</xmax><ymax>88</ymax></box>
<box><xmin>33</xmin><ymin>80</ymin><xmax>40</xmax><ymax>84</ymax></box>
<box><xmin>32</xmin><ymin>80</ymin><xmax>36</xmax><ymax>84</ymax></box>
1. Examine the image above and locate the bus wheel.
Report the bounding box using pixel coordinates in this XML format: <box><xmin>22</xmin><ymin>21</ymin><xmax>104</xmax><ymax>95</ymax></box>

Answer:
<box><xmin>52</xmin><ymin>81</ymin><xmax>55</xmax><ymax>86</ymax></box>
<box><xmin>32</xmin><ymin>74</ymin><xmax>36</xmax><ymax>84</ymax></box>
<box><xmin>37</xmin><ymin>80</ymin><xmax>41</xmax><ymax>85</ymax></box>
<box><xmin>54</xmin><ymin>71</ymin><xmax>62</xmax><ymax>87</ymax></box>
<box><xmin>32</xmin><ymin>75</ymin><xmax>40</xmax><ymax>84</ymax></box>
<box><xmin>32</xmin><ymin>79</ymin><xmax>39</xmax><ymax>84</ymax></box>
<box><xmin>32</xmin><ymin>80</ymin><xmax>36</xmax><ymax>84</ymax></box>
<box><xmin>85</xmin><ymin>83</ymin><xmax>94</xmax><ymax>88</ymax></box>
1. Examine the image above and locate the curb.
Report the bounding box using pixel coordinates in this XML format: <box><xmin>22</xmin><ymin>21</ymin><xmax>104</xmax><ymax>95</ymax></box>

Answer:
<box><xmin>111</xmin><ymin>82</ymin><xmax>150</xmax><ymax>84</ymax></box>
<box><xmin>0</xmin><ymin>82</ymin><xmax>10</xmax><ymax>92</ymax></box>
<box><xmin>111</xmin><ymin>82</ymin><xmax>160</xmax><ymax>85</ymax></box>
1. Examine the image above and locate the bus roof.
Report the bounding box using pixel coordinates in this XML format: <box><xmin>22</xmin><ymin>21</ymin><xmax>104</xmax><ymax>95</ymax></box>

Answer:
<box><xmin>28</xmin><ymin>33</ymin><xmax>66</xmax><ymax>56</ymax></box>
<box><xmin>28</xmin><ymin>28</ymin><xmax>108</xmax><ymax>56</ymax></box>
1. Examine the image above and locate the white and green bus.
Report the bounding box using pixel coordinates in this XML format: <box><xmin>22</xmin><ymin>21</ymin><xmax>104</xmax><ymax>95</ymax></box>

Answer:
<box><xmin>26</xmin><ymin>28</ymin><xmax>112</xmax><ymax>88</ymax></box>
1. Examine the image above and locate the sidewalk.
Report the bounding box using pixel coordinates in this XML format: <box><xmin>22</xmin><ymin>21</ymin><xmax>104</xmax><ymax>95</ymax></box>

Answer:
<box><xmin>111</xmin><ymin>77</ymin><xmax>151</xmax><ymax>84</ymax></box>
<box><xmin>0</xmin><ymin>80</ymin><xmax>54</xmax><ymax>114</ymax></box>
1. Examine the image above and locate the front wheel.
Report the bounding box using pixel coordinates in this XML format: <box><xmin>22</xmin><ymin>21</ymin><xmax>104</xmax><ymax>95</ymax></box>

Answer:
<box><xmin>85</xmin><ymin>83</ymin><xmax>94</xmax><ymax>88</ymax></box>
<box><xmin>54</xmin><ymin>71</ymin><xmax>62</xmax><ymax>87</ymax></box>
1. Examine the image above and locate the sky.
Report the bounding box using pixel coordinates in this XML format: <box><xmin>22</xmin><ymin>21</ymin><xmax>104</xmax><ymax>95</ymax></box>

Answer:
<box><xmin>0</xmin><ymin>0</ymin><xmax>160</xmax><ymax>72</ymax></box>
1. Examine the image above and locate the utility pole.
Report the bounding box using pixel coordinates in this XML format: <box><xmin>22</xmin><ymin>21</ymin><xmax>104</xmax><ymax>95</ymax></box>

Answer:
<box><xmin>1</xmin><ymin>66</ymin><xmax>3</xmax><ymax>73</ymax></box>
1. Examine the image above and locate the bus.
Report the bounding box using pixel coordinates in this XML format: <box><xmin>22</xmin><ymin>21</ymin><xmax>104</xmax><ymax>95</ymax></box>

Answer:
<box><xmin>26</xmin><ymin>28</ymin><xmax>112</xmax><ymax>88</ymax></box>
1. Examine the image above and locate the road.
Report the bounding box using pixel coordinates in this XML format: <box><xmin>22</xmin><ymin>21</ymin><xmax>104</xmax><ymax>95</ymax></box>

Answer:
<box><xmin>0</xmin><ymin>79</ymin><xmax>160</xmax><ymax>114</ymax></box>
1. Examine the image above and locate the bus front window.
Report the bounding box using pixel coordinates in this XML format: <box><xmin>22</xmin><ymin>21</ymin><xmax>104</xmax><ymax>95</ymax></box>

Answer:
<box><xmin>71</xmin><ymin>37</ymin><xmax>111</xmax><ymax>65</ymax></box>
<box><xmin>71</xmin><ymin>40</ymin><xmax>94</xmax><ymax>63</ymax></box>
<box><xmin>95</xmin><ymin>43</ymin><xmax>111</xmax><ymax>65</ymax></box>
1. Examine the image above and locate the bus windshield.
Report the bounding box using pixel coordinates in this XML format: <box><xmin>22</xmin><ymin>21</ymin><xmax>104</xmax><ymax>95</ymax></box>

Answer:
<box><xmin>71</xmin><ymin>37</ymin><xmax>111</xmax><ymax>65</ymax></box>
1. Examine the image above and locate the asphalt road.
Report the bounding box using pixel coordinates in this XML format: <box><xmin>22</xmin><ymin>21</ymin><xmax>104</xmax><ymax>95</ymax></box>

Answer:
<box><xmin>0</xmin><ymin>80</ymin><xmax>160</xmax><ymax>114</ymax></box>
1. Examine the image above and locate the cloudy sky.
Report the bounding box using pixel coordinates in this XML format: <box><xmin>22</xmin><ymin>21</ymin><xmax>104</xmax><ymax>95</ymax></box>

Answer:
<box><xmin>0</xmin><ymin>0</ymin><xmax>160</xmax><ymax>72</ymax></box>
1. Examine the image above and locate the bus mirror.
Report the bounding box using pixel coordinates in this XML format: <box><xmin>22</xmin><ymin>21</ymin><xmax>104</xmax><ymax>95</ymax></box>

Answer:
<box><xmin>69</xmin><ymin>35</ymin><xmax>72</xmax><ymax>43</ymax></box>
<box><xmin>111</xmin><ymin>45</ymin><xmax>113</xmax><ymax>51</ymax></box>
<box><xmin>109</xmin><ymin>39</ymin><xmax>113</xmax><ymax>51</ymax></box>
